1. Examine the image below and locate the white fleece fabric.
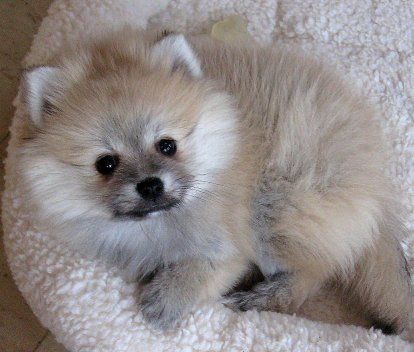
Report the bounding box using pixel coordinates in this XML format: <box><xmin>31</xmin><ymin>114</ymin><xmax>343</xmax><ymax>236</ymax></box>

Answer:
<box><xmin>2</xmin><ymin>0</ymin><xmax>414</xmax><ymax>351</ymax></box>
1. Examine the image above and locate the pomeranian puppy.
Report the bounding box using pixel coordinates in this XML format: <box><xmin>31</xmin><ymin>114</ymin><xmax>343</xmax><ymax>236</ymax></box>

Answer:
<box><xmin>17</xmin><ymin>28</ymin><xmax>411</xmax><ymax>333</ymax></box>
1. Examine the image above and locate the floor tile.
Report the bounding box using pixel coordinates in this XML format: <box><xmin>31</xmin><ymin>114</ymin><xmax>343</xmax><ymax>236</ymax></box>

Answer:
<box><xmin>0</xmin><ymin>1</ymin><xmax>57</xmax><ymax>351</ymax></box>
<box><xmin>35</xmin><ymin>332</ymin><xmax>68</xmax><ymax>352</ymax></box>
<box><xmin>0</xmin><ymin>0</ymin><xmax>52</xmax><ymax>141</ymax></box>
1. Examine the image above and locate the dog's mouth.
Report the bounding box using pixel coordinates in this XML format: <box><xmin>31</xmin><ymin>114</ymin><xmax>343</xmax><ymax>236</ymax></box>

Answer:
<box><xmin>114</xmin><ymin>200</ymin><xmax>180</xmax><ymax>220</ymax></box>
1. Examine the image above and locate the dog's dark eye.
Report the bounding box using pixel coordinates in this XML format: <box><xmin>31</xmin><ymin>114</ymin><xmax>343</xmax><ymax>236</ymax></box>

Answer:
<box><xmin>157</xmin><ymin>139</ymin><xmax>177</xmax><ymax>157</ymax></box>
<box><xmin>95</xmin><ymin>155</ymin><xmax>119</xmax><ymax>175</ymax></box>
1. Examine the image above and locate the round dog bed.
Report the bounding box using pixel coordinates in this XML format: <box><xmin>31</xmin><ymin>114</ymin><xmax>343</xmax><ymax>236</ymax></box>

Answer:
<box><xmin>3</xmin><ymin>1</ymin><xmax>414</xmax><ymax>351</ymax></box>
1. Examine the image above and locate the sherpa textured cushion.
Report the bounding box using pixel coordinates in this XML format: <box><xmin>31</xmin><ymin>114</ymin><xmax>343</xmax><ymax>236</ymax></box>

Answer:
<box><xmin>2</xmin><ymin>0</ymin><xmax>414</xmax><ymax>351</ymax></box>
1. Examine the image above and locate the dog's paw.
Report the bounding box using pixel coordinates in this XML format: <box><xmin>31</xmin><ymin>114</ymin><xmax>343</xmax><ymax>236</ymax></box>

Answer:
<box><xmin>223</xmin><ymin>274</ymin><xmax>292</xmax><ymax>313</ymax></box>
<box><xmin>140</xmin><ymin>284</ymin><xmax>181</xmax><ymax>330</ymax></box>
<box><xmin>139</xmin><ymin>270</ymin><xmax>190</xmax><ymax>330</ymax></box>
<box><xmin>223</xmin><ymin>289</ymin><xmax>270</xmax><ymax>312</ymax></box>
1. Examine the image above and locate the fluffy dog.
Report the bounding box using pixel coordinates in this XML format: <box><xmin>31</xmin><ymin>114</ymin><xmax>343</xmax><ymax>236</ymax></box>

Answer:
<box><xmin>17</xmin><ymin>28</ymin><xmax>411</xmax><ymax>333</ymax></box>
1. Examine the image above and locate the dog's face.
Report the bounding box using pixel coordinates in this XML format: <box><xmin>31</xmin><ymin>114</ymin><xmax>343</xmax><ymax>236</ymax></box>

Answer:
<box><xmin>20</xmin><ymin>33</ymin><xmax>239</xmax><ymax>225</ymax></box>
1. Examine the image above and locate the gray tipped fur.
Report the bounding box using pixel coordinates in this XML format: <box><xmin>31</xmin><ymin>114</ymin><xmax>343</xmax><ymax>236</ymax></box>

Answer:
<box><xmin>17</xmin><ymin>28</ymin><xmax>412</xmax><ymax>332</ymax></box>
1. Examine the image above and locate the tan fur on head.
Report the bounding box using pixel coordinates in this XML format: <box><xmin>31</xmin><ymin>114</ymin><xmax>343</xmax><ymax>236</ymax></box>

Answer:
<box><xmin>17</xmin><ymin>27</ymin><xmax>411</xmax><ymax>332</ymax></box>
<box><xmin>19</xmin><ymin>29</ymin><xmax>251</xmax><ymax>278</ymax></box>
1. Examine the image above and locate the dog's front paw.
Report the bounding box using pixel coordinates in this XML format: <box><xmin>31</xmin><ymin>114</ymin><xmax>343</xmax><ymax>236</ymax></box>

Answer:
<box><xmin>223</xmin><ymin>289</ymin><xmax>270</xmax><ymax>312</ymax></box>
<box><xmin>139</xmin><ymin>272</ymin><xmax>189</xmax><ymax>330</ymax></box>
<box><xmin>223</xmin><ymin>273</ymin><xmax>292</xmax><ymax>313</ymax></box>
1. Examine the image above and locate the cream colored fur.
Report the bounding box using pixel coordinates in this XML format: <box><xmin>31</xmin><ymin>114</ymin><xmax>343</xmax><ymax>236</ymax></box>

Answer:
<box><xmin>17</xmin><ymin>28</ymin><xmax>411</xmax><ymax>333</ymax></box>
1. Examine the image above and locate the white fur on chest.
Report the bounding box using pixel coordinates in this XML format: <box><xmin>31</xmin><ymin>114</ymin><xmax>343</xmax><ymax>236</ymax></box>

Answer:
<box><xmin>65</xmin><ymin>206</ymin><xmax>236</xmax><ymax>281</ymax></box>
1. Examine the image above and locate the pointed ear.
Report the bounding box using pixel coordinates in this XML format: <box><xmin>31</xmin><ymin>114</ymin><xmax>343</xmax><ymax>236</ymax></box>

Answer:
<box><xmin>21</xmin><ymin>66</ymin><xmax>61</xmax><ymax>126</ymax></box>
<box><xmin>150</xmin><ymin>34</ymin><xmax>202</xmax><ymax>78</ymax></box>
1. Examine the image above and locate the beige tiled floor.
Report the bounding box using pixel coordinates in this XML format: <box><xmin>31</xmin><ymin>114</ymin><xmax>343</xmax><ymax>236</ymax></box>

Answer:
<box><xmin>0</xmin><ymin>1</ymin><xmax>68</xmax><ymax>351</ymax></box>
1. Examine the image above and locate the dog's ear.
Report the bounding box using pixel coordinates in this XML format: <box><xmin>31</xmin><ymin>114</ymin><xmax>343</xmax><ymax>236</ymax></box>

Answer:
<box><xmin>150</xmin><ymin>34</ymin><xmax>202</xmax><ymax>78</ymax></box>
<box><xmin>21</xmin><ymin>66</ymin><xmax>61</xmax><ymax>126</ymax></box>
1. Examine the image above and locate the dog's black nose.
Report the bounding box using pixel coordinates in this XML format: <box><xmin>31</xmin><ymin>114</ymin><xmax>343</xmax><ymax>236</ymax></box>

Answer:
<box><xmin>136</xmin><ymin>177</ymin><xmax>164</xmax><ymax>200</ymax></box>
